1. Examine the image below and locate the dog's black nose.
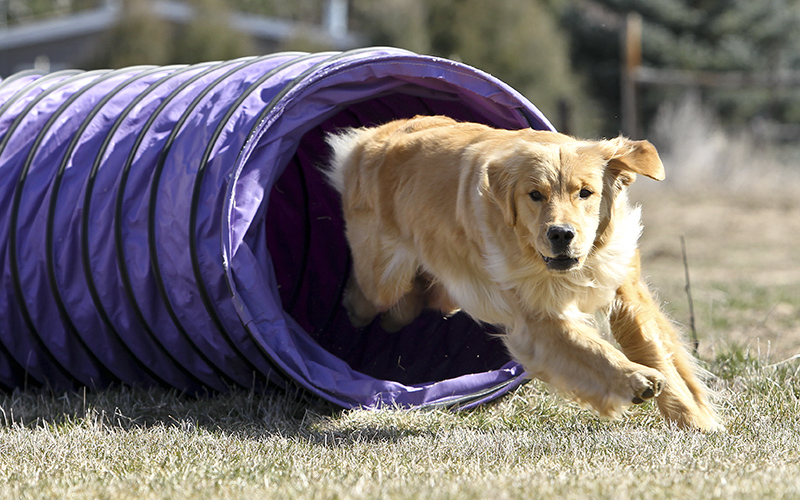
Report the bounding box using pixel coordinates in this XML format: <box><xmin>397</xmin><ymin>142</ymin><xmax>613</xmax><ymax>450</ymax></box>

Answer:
<box><xmin>547</xmin><ymin>224</ymin><xmax>575</xmax><ymax>254</ymax></box>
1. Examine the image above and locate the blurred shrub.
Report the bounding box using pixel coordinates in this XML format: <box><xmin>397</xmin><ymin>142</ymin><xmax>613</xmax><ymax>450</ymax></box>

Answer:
<box><xmin>90</xmin><ymin>0</ymin><xmax>172</xmax><ymax>68</ymax></box>
<box><xmin>89</xmin><ymin>0</ymin><xmax>253</xmax><ymax>69</ymax></box>
<box><xmin>172</xmin><ymin>0</ymin><xmax>255</xmax><ymax>64</ymax></box>
<box><xmin>647</xmin><ymin>93</ymin><xmax>800</xmax><ymax>192</ymax></box>
<box><xmin>351</xmin><ymin>0</ymin><xmax>601</xmax><ymax>136</ymax></box>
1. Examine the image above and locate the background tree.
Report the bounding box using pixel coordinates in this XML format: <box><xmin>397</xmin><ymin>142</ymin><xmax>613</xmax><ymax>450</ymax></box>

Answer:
<box><xmin>351</xmin><ymin>0</ymin><xmax>600</xmax><ymax>136</ymax></box>
<box><xmin>562</xmin><ymin>0</ymin><xmax>800</xmax><ymax>134</ymax></box>
<box><xmin>89</xmin><ymin>0</ymin><xmax>171</xmax><ymax>68</ymax></box>
<box><xmin>172</xmin><ymin>0</ymin><xmax>255</xmax><ymax>64</ymax></box>
<box><xmin>88</xmin><ymin>0</ymin><xmax>253</xmax><ymax>69</ymax></box>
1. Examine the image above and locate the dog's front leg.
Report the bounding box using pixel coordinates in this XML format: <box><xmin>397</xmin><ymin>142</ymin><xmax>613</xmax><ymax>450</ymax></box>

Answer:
<box><xmin>609</xmin><ymin>252</ymin><xmax>722</xmax><ymax>431</ymax></box>
<box><xmin>504</xmin><ymin>314</ymin><xmax>666</xmax><ymax>419</ymax></box>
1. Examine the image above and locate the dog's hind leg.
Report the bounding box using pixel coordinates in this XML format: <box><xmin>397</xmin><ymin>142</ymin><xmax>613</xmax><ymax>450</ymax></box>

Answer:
<box><xmin>609</xmin><ymin>252</ymin><xmax>723</xmax><ymax>431</ymax></box>
<box><xmin>380</xmin><ymin>274</ymin><xmax>461</xmax><ymax>332</ymax></box>
<box><xmin>379</xmin><ymin>275</ymin><xmax>426</xmax><ymax>332</ymax></box>
<box><xmin>342</xmin><ymin>271</ymin><xmax>380</xmax><ymax>328</ymax></box>
<box><xmin>344</xmin><ymin>220</ymin><xmax>421</xmax><ymax>330</ymax></box>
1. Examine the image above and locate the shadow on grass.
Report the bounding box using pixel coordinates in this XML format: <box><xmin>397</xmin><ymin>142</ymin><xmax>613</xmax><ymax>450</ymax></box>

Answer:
<box><xmin>0</xmin><ymin>382</ymin><xmax>446</xmax><ymax>446</ymax></box>
<box><xmin>0</xmin><ymin>384</ymin><xmax>322</xmax><ymax>431</ymax></box>
<box><xmin>2</xmin><ymin>346</ymin><xmax>784</xmax><ymax>441</ymax></box>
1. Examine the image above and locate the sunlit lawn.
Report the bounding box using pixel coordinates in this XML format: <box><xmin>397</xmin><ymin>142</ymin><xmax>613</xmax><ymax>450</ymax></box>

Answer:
<box><xmin>0</xmin><ymin>343</ymin><xmax>798</xmax><ymax>499</ymax></box>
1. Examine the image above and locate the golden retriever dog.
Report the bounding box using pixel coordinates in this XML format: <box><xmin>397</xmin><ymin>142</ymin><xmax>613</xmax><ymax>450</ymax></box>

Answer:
<box><xmin>325</xmin><ymin>115</ymin><xmax>721</xmax><ymax>431</ymax></box>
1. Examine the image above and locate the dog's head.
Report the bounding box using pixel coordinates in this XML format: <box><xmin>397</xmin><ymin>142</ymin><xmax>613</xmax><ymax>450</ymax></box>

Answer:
<box><xmin>486</xmin><ymin>132</ymin><xmax>664</xmax><ymax>272</ymax></box>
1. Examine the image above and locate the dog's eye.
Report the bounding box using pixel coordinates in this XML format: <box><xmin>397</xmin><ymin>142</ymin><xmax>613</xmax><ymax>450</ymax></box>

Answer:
<box><xmin>529</xmin><ymin>191</ymin><xmax>545</xmax><ymax>202</ymax></box>
<box><xmin>579</xmin><ymin>188</ymin><xmax>593</xmax><ymax>199</ymax></box>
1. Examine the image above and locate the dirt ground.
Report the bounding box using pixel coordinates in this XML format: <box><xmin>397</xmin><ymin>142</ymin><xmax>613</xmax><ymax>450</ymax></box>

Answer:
<box><xmin>631</xmin><ymin>185</ymin><xmax>800</xmax><ymax>361</ymax></box>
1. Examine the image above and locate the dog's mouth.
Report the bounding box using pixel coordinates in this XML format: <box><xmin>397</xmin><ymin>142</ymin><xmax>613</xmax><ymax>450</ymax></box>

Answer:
<box><xmin>542</xmin><ymin>254</ymin><xmax>580</xmax><ymax>271</ymax></box>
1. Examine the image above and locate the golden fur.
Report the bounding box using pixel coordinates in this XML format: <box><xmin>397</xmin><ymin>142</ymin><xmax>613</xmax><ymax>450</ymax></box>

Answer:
<box><xmin>325</xmin><ymin>115</ymin><xmax>721</xmax><ymax>431</ymax></box>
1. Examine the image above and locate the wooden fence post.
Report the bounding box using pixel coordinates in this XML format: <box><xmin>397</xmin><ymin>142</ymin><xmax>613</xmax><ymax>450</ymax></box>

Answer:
<box><xmin>621</xmin><ymin>12</ymin><xmax>642</xmax><ymax>138</ymax></box>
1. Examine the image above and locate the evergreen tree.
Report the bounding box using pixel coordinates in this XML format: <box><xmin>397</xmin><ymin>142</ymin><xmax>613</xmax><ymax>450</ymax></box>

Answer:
<box><xmin>562</xmin><ymin>0</ymin><xmax>800</xmax><ymax>132</ymax></box>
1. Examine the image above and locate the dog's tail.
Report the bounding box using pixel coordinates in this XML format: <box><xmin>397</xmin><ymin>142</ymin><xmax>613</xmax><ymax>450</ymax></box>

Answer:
<box><xmin>323</xmin><ymin>128</ymin><xmax>365</xmax><ymax>195</ymax></box>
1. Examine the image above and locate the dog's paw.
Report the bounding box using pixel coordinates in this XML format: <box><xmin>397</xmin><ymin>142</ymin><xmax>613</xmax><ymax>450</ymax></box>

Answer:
<box><xmin>342</xmin><ymin>280</ymin><xmax>378</xmax><ymax>329</ymax></box>
<box><xmin>346</xmin><ymin>309</ymin><xmax>376</xmax><ymax>329</ymax></box>
<box><xmin>379</xmin><ymin>312</ymin><xmax>407</xmax><ymax>333</ymax></box>
<box><xmin>343</xmin><ymin>295</ymin><xmax>378</xmax><ymax>328</ymax></box>
<box><xmin>629</xmin><ymin>368</ymin><xmax>666</xmax><ymax>404</ymax></box>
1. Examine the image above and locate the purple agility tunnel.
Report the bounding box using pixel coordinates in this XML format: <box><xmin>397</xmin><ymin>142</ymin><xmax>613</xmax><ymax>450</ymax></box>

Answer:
<box><xmin>0</xmin><ymin>48</ymin><xmax>554</xmax><ymax>408</ymax></box>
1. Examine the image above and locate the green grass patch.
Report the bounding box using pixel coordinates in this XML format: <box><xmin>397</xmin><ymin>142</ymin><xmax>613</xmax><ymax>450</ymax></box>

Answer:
<box><xmin>1</xmin><ymin>347</ymin><xmax>799</xmax><ymax>499</ymax></box>
<box><xmin>702</xmin><ymin>281</ymin><xmax>800</xmax><ymax>329</ymax></box>
<box><xmin>655</xmin><ymin>280</ymin><xmax>800</xmax><ymax>359</ymax></box>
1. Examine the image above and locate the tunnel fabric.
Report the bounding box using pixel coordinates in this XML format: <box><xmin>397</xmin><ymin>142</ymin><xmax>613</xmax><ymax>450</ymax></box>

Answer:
<box><xmin>0</xmin><ymin>48</ymin><xmax>552</xmax><ymax>408</ymax></box>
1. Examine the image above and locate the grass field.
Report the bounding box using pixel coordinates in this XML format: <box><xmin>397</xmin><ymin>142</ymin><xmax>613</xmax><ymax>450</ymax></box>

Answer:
<box><xmin>0</xmin><ymin>347</ymin><xmax>798</xmax><ymax>499</ymax></box>
<box><xmin>2</xmin><ymin>188</ymin><xmax>800</xmax><ymax>499</ymax></box>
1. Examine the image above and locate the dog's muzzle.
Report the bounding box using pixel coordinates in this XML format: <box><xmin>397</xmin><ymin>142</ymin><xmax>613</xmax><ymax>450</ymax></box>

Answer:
<box><xmin>542</xmin><ymin>254</ymin><xmax>579</xmax><ymax>271</ymax></box>
<box><xmin>543</xmin><ymin>224</ymin><xmax>579</xmax><ymax>271</ymax></box>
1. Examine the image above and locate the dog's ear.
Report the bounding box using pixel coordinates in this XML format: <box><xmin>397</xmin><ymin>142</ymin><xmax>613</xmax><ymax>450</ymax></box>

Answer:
<box><xmin>602</xmin><ymin>137</ymin><xmax>665</xmax><ymax>183</ymax></box>
<box><xmin>485</xmin><ymin>161</ymin><xmax>518</xmax><ymax>227</ymax></box>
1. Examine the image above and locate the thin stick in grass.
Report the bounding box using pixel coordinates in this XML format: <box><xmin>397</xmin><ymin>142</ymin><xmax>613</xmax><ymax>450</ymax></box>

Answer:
<box><xmin>680</xmin><ymin>235</ymin><xmax>699</xmax><ymax>354</ymax></box>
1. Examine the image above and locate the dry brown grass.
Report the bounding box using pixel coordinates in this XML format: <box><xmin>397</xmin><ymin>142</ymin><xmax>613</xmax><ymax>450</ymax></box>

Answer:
<box><xmin>634</xmin><ymin>188</ymin><xmax>800</xmax><ymax>360</ymax></box>
<box><xmin>0</xmin><ymin>355</ymin><xmax>799</xmax><ymax>500</ymax></box>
